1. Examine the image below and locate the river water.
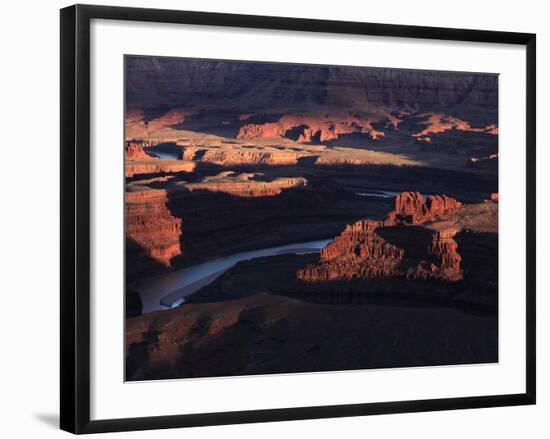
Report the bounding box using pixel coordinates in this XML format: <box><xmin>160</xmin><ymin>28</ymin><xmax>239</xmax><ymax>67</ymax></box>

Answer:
<box><xmin>134</xmin><ymin>239</ymin><xmax>332</xmax><ymax>313</ymax></box>
<box><xmin>355</xmin><ymin>190</ymin><xmax>401</xmax><ymax>199</ymax></box>
<box><xmin>356</xmin><ymin>190</ymin><xmax>428</xmax><ymax>199</ymax></box>
<box><xmin>147</xmin><ymin>150</ymin><xmax>180</xmax><ymax>160</ymax></box>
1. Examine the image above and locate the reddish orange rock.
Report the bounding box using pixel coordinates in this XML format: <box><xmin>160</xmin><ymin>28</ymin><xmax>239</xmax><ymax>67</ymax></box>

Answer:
<box><xmin>125</xmin><ymin>190</ymin><xmax>182</xmax><ymax>267</ymax></box>
<box><xmin>406</xmin><ymin>228</ymin><xmax>463</xmax><ymax>282</ymax></box>
<box><xmin>237</xmin><ymin>113</ymin><xmax>385</xmax><ymax>143</ymax></box>
<box><xmin>125</xmin><ymin>141</ymin><xmax>153</xmax><ymax>160</ymax></box>
<box><xmin>388</xmin><ymin>192</ymin><xmax>462</xmax><ymax>224</ymax></box>
<box><xmin>297</xmin><ymin>191</ymin><xmax>464</xmax><ymax>283</ymax></box>
<box><xmin>125</xmin><ymin>160</ymin><xmax>196</xmax><ymax>178</ymax></box>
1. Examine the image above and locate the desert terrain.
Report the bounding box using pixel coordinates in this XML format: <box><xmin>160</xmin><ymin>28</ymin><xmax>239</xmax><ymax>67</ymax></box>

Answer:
<box><xmin>124</xmin><ymin>57</ymin><xmax>498</xmax><ymax>380</ymax></box>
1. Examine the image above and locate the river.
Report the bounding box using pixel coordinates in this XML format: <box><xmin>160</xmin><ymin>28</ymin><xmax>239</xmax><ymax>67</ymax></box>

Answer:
<box><xmin>147</xmin><ymin>150</ymin><xmax>180</xmax><ymax>160</ymax></box>
<box><xmin>355</xmin><ymin>190</ymin><xmax>428</xmax><ymax>199</ymax></box>
<box><xmin>355</xmin><ymin>190</ymin><xmax>401</xmax><ymax>199</ymax></box>
<box><xmin>134</xmin><ymin>239</ymin><xmax>332</xmax><ymax>313</ymax></box>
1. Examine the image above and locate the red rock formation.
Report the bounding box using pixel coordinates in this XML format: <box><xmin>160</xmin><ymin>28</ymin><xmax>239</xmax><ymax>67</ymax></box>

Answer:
<box><xmin>388</xmin><ymin>192</ymin><xmax>462</xmax><ymax>224</ymax></box>
<box><xmin>180</xmin><ymin>146</ymin><xmax>298</xmax><ymax>166</ymax></box>
<box><xmin>298</xmin><ymin>223</ymin><xmax>404</xmax><ymax>281</ymax></box>
<box><xmin>412</xmin><ymin>113</ymin><xmax>498</xmax><ymax>140</ymax></box>
<box><xmin>184</xmin><ymin>175</ymin><xmax>307</xmax><ymax>198</ymax></box>
<box><xmin>297</xmin><ymin>192</ymin><xmax>464</xmax><ymax>283</ymax></box>
<box><xmin>125</xmin><ymin>160</ymin><xmax>196</xmax><ymax>178</ymax></box>
<box><xmin>125</xmin><ymin>141</ymin><xmax>153</xmax><ymax>160</ymax></box>
<box><xmin>125</xmin><ymin>190</ymin><xmax>182</xmax><ymax>267</ymax></box>
<box><xmin>237</xmin><ymin>113</ymin><xmax>385</xmax><ymax>143</ymax></box>
<box><xmin>406</xmin><ymin>228</ymin><xmax>462</xmax><ymax>282</ymax></box>
<box><xmin>125</xmin><ymin>107</ymin><xmax>190</xmax><ymax>143</ymax></box>
<box><xmin>430</xmin><ymin>229</ymin><xmax>462</xmax><ymax>281</ymax></box>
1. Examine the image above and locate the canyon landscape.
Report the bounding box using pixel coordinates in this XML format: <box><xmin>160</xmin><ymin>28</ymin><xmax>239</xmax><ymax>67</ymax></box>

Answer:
<box><xmin>124</xmin><ymin>56</ymin><xmax>498</xmax><ymax>381</ymax></box>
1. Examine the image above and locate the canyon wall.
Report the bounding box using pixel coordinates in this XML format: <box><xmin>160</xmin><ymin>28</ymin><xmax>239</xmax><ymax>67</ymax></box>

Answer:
<box><xmin>388</xmin><ymin>192</ymin><xmax>462</xmax><ymax>224</ymax></box>
<box><xmin>297</xmin><ymin>192</ymin><xmax>464</xmax><ymax>283</ymax></box>
<box><xmin>125</xmin><ymin>189</ymin><xmax>182</xmax><ymax>272</ymax></box>
<box><xmin>125</xmin><ymin>56</ymin><xmax>498</xmax><ymax>115</ymax></box>
<box><xmin>237</xmin><ymin>114</ymin><xmax>384</xmax><ymax>143</ymax></box>
<box><xmin>179</xmin><ymin>146</ymin><xmax>299</xmax><ymax>166</ymax></box>
<box><xmin>125</xmin><ymin>141</ymin><xmax>152</xmax><ymax>160</ymax></box>
<box><xmin>125</xmin><ymin>160</ymin><xmax>196</xmax><ymax>178</ymax></box>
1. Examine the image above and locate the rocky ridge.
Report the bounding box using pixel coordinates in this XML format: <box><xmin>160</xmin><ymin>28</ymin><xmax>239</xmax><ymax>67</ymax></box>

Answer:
<box><xmin>237</xmin><ymin>113</ymin><xmax>385</xmax><ymax>143</ymax></box>
<box><xmin>126</xmin><ymin>56</ymin><xmax>498</xmax><ymax>113</ymax></box>
<box><xmin>297</xmin><ymin>192</ymin><xmax>464</xmax><ymax>282</ymax></box>
<box><xmin>125</xmin><ymin>141</ymin><xmax>153</xmax><ymax>161</ymax></box>
<box><xmin>125</xmin><ymin>189</ymin><xmax>182</xmax><ymax>267</ymax></box>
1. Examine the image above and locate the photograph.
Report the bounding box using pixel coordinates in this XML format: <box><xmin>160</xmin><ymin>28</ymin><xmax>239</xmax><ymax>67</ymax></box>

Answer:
<box><xmin>0</xmin><ymin>0</ymin><xmax>543</xmax><ymax>436</ymax></box>
<box><xmin>124</xmin><ymin>56</ymin><xmax>499</xmax><ymax>381</ymax></box>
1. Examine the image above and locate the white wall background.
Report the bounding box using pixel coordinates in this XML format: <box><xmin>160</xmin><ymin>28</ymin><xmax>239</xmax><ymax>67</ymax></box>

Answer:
<box><xmin>0</xmin><ymin>0</ymin><xmax>546</xmax><ymax>437</ymax></box>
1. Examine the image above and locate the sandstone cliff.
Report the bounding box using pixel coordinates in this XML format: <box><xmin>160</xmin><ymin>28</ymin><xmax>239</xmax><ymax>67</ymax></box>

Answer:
<box><xmin>125</xmin><ymin>160</ymin><xmax>196</xmax><ymax>178</ymax></box>
<box><xmin>125</xmin><ymin>189</ymin><xmax>182</xmax><ymax>267</ymax></box>
<box><xmin>125</xmin><ymin>141</ymin><xmax>153</xmax><ymax>160</ymax></box>
<box><xmin>412</xmin><ymin>113</ymin><xmax>498</xmax><ymax>140</ymax></box>
<box><xmin>297</xmin><ymin>192</ymin><xmax>464</xmax><ymax>283</ymax></box>
<box><xmin>237</xmin><ymin>113</ymin><xmax>385</xmax><ymax>143</ymax></box>
<box><xmin>179</xmin><ymin>145</ymin><xmax>299</xmax><ymax>166</ymax></box>
<box><xmin>388</xmin><ymin>192</ymin><xmax>462</xmax><ymax>224</ymax></box>
<box><xmin>183</xmin><ymin>173</ymin><xmax>307</xmax><ymax>197</ymax></box>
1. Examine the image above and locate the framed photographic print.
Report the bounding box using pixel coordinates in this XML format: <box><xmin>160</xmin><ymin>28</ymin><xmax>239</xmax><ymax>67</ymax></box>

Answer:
<box><xmin>60</xmin><ymin>4</ymin><xmax>536</xmax><ymax>434</ymax></box>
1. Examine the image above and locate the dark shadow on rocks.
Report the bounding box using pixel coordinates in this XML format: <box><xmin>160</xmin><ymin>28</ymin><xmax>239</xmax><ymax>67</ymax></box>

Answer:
<box><xmin>296</xmin><ymin>155</ymin><xmax>320</xmax><ymax>166</ymax></box>
<box><xmin>143</xmin><ymin>292</ymin><xmax>497</xmax><ymax>380</ymax></box>
<box><xmin>163</xmin><ymin>180</ymin><xmax>388</xmax><ymax>270</ymax></box>
<box><xmin>125</xmin><ymin>238</ymin><xmax>170</xmax><ymax>285</ymax></box>
<box><xmin>126</xmin><ymin>289</ymin><xmax>143</xmax><ymax>318</ymax></box>
<box><xmin>126</xmin><ymin>328</ymin><xmax>160</xmax><ymax>381</ymax></box>
<box><xmin>323</xmin><ymin>132</ymin><xmax>377</xmax><ymax>148</ymax></box>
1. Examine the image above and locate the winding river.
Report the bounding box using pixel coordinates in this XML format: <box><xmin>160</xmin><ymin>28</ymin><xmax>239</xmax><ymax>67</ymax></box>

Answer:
<box><xmin>134</xmin><ymin>239</ymin><xmax>332</xmax><ymax>313</ymax></box>
<box><xmin>132</xmin><ymin>189</ymin><xmax>417</xmax><ymax>313</ymax></box>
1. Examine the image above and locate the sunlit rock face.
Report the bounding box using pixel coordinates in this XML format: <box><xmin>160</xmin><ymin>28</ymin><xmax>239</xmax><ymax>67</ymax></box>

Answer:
<box><xmin>411</xmin><ymin>113</ymin><xmax>498</xmax><ymax>140</ymax></box>
<box><xmin>125</xmin><ymin>190</ymin><xmax>182</xmax><ymax>267</ymax></box>
<box><xmin>237</xmin><ymin>113</ymin><xmax>385</xmax><ymax>143</ymax></box>
<box><xmin>125</xmin><ymin>141</ymin><xmax>152</xmax><ymax>161</ymax></box>
<box><xmin>388</xmin><ymin>192</ymin><xmax>463</xmax><ymax>224</ymax></box>
<box><xmin>125</xmin><ymin>160</ymin><xmax>196</xmax><ymax>178</ymax></box>
<box><xmin>123</xmin><ymin>57</ymin><xmax>498</xmax><ymax>287</ymax></box>
<box><xmin>297</xmin><ymin>192</ymin><xmax>464</xmax><ymax>283</ymax></box>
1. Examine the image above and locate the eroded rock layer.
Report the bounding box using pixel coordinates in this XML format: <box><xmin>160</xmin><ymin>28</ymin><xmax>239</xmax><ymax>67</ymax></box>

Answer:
<box><xmin>388</xmin><ymin>192</ymin><xmax>462</xmax><ymax>224</ymax></box>
<box><xmin>125</xmin><ymin>190</ymin><xmax>182</xmax><ymax>268</ymax></box>
<box><xmin>297</xmin><ymin>192</ymin><xmax>464</xmax><ymax>283</ymax></box>
<box><xmin>237</xmin><ymin>113</ymin><xmax>385</xmax><ymax>143</ymax></box>
<box><xmin>126</xmin><ymin>57</ymin><xmax>498</xmax><ymax>112</ymax></box>
<box><xmin>125</xmin><ymin>141</ymin><xmax>153</xmax><ymax>161</ymax></box>
<box><xmin>125</xmin><ymin>160</ymin><xmax>196</xmax><ymax>178</ymax></box>
<box><xmin>179</xmin><ymin>146</ymin><xmax>299</xmax><ymax>166</ymax></box>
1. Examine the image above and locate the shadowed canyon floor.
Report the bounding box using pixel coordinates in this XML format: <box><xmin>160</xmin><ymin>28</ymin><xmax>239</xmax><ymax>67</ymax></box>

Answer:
<box><xmin>124</xmin><ymin>57</ymin><xmax>499</xmax><ymax>380</ymax></box>
<box><xmin>126</xmin><ymin>293</ymin><xmax>497</xmax><ymax>380</ymax></box>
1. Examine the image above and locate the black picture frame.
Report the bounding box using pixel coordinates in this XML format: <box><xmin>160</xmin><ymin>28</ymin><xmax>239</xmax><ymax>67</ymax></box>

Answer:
<box><xmin>60</xmin><ymin>4</ymin><xmax>536</xmax><ymax>434</ymax></box>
